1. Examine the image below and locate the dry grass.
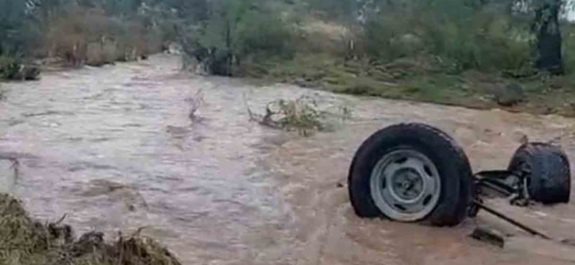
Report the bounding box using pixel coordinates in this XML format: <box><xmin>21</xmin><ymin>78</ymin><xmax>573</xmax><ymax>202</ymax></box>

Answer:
<box><xmin>0</xmin><ymin>194</ymin><xmax>181</xmax><ymax>265</ymax></box>
<box><xmin>85</xmin><ymin>42</ymin><xmax>118</xmax><ymax>66</ymax></box>
<box><xmin>43</xmin><ymin>7</ymin><xmax>159</xmax><ymax>67</ymax></box>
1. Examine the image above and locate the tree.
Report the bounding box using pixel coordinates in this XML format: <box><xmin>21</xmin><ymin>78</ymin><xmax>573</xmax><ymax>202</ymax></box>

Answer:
<box><xmin>365</xmin><ymin>0</ymin><xmax>567</xmax><ymax>74</ymax></box>
<box><xmin>496</xmin><ymin>0</ymin><xmax>566</xmax><ymax>74</ymax></box>
<box><xmin>178</xmin><ymin>0</ymin><xmax>292</xmax><ymax>76</ymax></box>
<box><xmin>532</xmin><ymin>0</ymin><xmax>564</xmax><ymax>74</ymax></box>
<box><xmin>0</xmin><ymin>0</ymin><xmax>28</xmax><ymax>55</ymax></box>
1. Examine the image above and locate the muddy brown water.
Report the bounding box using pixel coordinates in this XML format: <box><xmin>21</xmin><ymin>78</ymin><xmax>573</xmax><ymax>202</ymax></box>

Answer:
<box><xmin>2</xmin><ymin>55</ymin><xmax>575</xmax><ymax>265</ymax></box>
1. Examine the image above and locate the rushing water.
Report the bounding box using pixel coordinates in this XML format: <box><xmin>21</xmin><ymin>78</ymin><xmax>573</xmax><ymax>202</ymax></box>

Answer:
<box><xmin>1</xmin><ymin>54</ymin><xmax>575</xmax><ymax>265</ymax></box>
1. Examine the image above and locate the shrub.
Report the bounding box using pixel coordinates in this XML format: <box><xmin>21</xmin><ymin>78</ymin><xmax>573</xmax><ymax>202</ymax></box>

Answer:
<box><xmin>236</xmin><ymin>10</ymin><xmax>294</xmax><ymax>58</ymax></box>
<box><xmin>0</xmin><ymin>56</ymin><xmax>41</xmax><ymax>81</ymax></box>
<box><xmin>248</xmin><ymin>96</ymin><xmax>326</xmax><ymax>136</ymax></box>
<box><xmin>86</xmin><ymin>41</ymin><xmax>117</xmax><ymax>66</ymax></box>
<box><xmin>359</xmin><ymin>3</ymin><xmax>533</xmax><ymax>74</ymax></box>
<box><xmin>363</xmin><ymin>15</ymin><xmax>415</xmax><ymax>62</ymax></box>
<box><xmin>181</xmin><ymin>0</ymin><xmax>294</xmax><ymax>76</ymax></box>
<box><xmin>0</xmin><ymin>56</ymin><xmax>20</xmax><ymax>79</ymax></box>
<box><xmin>43</xmin><ymin>6</ymin><xmax>161</xmax><ymax>67</ymax></box>
<box><xmin>563</xmin><ymin>24</ymin><xmax>575</xmax><ymax>74</ymax></box>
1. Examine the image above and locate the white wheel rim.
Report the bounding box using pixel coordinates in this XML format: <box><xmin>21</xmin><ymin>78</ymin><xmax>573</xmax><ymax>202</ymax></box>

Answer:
<box><xmin>370</xmin><ymin>149</ymin><xmax>441</xmax><ymax>222</ymax></box>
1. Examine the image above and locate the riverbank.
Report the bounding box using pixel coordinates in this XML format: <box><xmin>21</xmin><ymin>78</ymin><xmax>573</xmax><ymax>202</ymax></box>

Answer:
<box><xmin>240</xmin><ymin>54</ymin><xmax>575</xmax><ymax>118</ymax></box>
<box><xmin>0</xmin><ymin>193</ymin><xmax>182</xmax><ymax>265</ymax></box>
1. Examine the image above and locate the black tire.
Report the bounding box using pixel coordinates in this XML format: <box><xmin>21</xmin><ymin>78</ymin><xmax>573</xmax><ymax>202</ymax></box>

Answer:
<box><xmin>348</xmin><ymin>123</ymin><xmax>473</xmax><ymax>226</ymax></box>
<box><xmin>509</xmin><ymin>143</ymin><xmax>571</xmax><ymax>204</ymax></box>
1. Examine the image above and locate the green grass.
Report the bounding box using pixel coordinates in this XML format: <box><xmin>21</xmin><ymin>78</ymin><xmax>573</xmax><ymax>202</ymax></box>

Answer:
<box><xmin>241</xmin><ymin>53</ymin><xmax>575</xmax><ymax>117</ymax></box>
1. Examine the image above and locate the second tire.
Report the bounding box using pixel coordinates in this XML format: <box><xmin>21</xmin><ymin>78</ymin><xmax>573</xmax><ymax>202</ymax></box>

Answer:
<box><xmin>509</xmin><ymin>143</ymin><xmax>571</xmax><ymax>204</ymax></box>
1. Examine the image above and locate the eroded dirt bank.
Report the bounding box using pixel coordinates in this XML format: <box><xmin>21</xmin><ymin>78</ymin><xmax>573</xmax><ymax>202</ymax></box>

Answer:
<box><xmin>1</xmin><ymin>55</ymin><xmax>575</xmax><ymax>265</ymax></box>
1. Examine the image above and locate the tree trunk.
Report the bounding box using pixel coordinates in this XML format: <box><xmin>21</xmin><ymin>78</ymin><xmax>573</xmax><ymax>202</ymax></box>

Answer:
<box><xmin>533</xmin><ymin>0</ymin><xmax>564</xmax><ymax>75</ymax></box>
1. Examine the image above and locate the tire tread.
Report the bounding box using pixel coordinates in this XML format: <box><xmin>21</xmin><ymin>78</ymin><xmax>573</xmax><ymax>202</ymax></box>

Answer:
<box><xmin>348</xmin><ymin>123</ymin><xmax>473</xmax><ymax>226</ymax></box>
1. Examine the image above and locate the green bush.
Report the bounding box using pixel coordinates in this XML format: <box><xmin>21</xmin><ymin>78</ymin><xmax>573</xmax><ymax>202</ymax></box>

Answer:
<box><xmin>181</xmin><ymin>0</ymin><xmax>293</xmax><ymax>76</ymax></box>
<box><xmin>236</xmin><ymin>11</ymin><xmax>293</xmax><ymax>58</ymax></box>
<box><xmin>563</xmin><ymin>24</ymin><xmax>575</xmax><ymax>74</ymax></box>
<box><xmin>0</xmin><ymin>56</ymin><xmax>40</xmax><ymax>81</ymax></box>
<box><xmin>363</xmin><ymin>15</ymin><xmax>411</xmax><ymax>62</ymax></box>
<box><xmin>0</xmin><ymin>56</ymin><xmax>20</xmax><ymax>80</ymax></box>
<box><xmin>360</xmin><ymin>4</ymin><xmax>533</xmax><ymax>74</ymax></box>
<box><xmin>427</xmin><ymin>13</ymin><xmax>532</xmax><ymax>73</ymax></box>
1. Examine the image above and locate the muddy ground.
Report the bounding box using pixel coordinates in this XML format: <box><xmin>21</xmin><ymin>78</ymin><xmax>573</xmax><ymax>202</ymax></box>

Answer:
<box><xmin>1</xmin><ymin>55</ymin><xmax>575</xmax><ymax>264</ymax></box>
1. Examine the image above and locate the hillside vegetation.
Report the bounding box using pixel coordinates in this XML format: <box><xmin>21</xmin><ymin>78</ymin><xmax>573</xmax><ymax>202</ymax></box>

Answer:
<box><xmin>2</xmin><ymin>0</ymin><xmax>575</xmax><ymax>115</ymax></box>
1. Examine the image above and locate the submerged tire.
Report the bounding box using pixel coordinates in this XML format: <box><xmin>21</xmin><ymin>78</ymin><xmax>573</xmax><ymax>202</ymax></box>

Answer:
<box><xmin>348</xmin><ymin>123</ymin><xmax>473</xmax><ymax>226</ymax></box>
<box><xmin>509</xmin><ymin>143</ymin><xmax>571</xmax><ymax>204</ymax></box>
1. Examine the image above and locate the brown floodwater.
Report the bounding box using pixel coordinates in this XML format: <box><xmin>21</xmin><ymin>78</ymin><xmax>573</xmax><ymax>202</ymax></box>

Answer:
<box><xmin>1</xmin><ymin>54</ymin><xmax>575</xmax><ymax>265</ymax></box>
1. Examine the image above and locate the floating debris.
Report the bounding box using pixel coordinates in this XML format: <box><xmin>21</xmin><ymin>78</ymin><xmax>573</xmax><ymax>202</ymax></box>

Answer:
<box><xmin>247</xmin><ymin>95</ymin><xmax>352</xmax><ymax>136</ymax></box>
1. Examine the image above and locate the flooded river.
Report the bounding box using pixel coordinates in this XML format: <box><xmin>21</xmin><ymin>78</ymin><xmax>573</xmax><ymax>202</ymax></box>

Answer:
<box><xmin>1</xmin><ymin>55</ymin><xmax>575</xmax><ymax>264</ymax></box>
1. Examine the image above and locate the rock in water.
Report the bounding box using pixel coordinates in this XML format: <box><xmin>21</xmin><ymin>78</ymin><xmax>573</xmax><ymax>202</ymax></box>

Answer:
<box><xmin>471</xmin><ymin>226</ymin><xmax>505</xmax><ymax>248</ymax></box>
<box><xmin>494</xmin><ymin>83</ymin><xmax>525</xmax><ymax>107</ymax></box>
